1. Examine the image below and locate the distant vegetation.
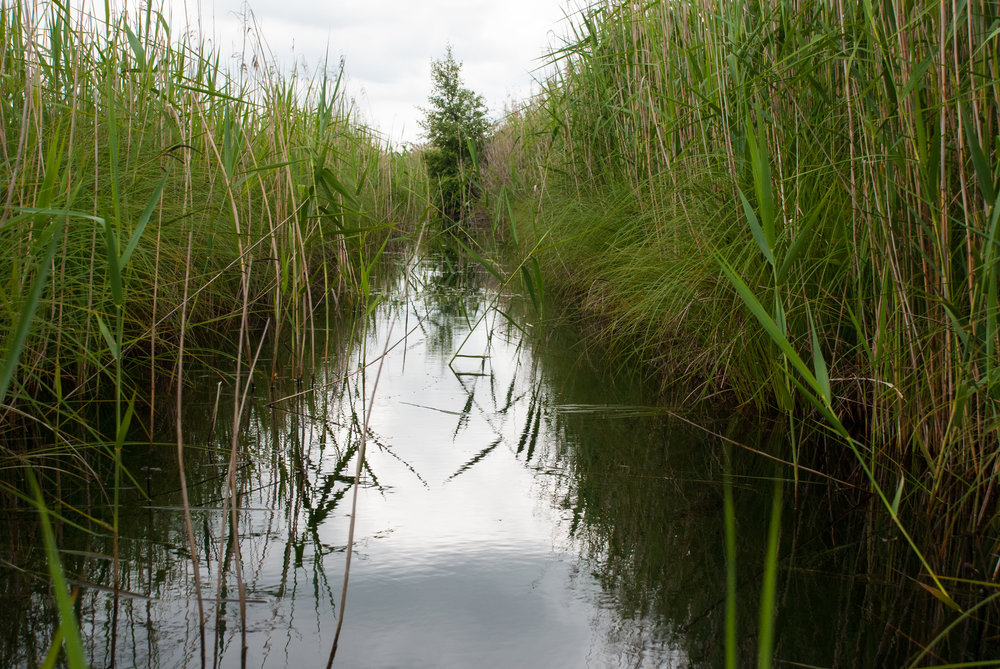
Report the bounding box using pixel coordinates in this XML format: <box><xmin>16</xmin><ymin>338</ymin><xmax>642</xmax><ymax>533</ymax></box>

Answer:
<box><xmin>481</xmin><ymin>0</ymin><xmax>1000</xmax><ymax>636</ymax></box>
<box><xmin>420</xmin><ymin>45</ymin><xmax>489</xmax><ymax>226</ymax></box>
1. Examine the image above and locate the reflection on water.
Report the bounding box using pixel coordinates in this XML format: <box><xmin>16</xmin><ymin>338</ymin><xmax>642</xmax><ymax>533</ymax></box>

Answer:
<box><xmin>1</xmin><ymin>251</ymin><xmax>994</xmax><ymax>667</ymax></box>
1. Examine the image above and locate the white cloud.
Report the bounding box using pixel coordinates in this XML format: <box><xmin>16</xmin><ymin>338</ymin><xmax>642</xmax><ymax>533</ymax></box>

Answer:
<box><xmin>68</xmin><ymin>0</ymin><xmax>579</xmax><ymax>143</ymax></box>
<box><xmin>151</xmin><ymin>0</ymin><xmax>577</xmax><ymax>145</ymax></box>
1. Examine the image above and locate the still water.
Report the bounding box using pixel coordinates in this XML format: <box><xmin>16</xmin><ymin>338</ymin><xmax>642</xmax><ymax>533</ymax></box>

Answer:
<box><xmin>2</xmin><ymin>250</ymin><xmax>981</xmax><ymax>667</ymax></box>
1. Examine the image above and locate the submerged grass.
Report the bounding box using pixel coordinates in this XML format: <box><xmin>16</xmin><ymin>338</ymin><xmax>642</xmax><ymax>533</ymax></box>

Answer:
<box><xmin>482</xmin><ymin>0</ymin><xmax>1000</xmax><ymax>659</ymax></box>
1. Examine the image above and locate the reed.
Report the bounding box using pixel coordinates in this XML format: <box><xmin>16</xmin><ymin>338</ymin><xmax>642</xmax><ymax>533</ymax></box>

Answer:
<box><xmin>0</xmin><ymin>1</ymin><xmax>421</xmax><ymax>664</ymax></box>
<box><xmin>483</xmin><ymin>0</ymin><xmax>1000</xmax><ymax>630</ymax></box>
<box><xmin>0</xmin><ymin>0</ymin><xmax>420</xmax><ymax>450</ymax></box>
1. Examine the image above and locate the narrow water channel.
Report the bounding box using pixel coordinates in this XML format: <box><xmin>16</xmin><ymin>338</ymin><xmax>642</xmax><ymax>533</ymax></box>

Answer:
<box><xmin>1</xmin><ymin>250</ymin><xmax>971</xmax><ymax>667</ymax></box>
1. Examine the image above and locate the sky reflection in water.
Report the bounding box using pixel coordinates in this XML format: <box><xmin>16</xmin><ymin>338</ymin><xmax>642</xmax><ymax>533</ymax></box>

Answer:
<box><xmin>51</xmin><ymin>252</ymin><xmax>688</xmax><ymax>668</ymax></box>
<box><xmin>305</xmin><ymin>255</ymin><xmax>681</xmax><ymax>667</ymax></box>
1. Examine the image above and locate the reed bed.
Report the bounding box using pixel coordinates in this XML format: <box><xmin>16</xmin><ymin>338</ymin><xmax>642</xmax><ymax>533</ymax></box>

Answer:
<box><xmin>0</xmin><ymin>2</ymin><xmax>426</xmax><ymax>663</ymax></box>
<box><xmin>0</xmin><ymin>0</ymin><xmax>424</xmax><ymax>439</ymax></box>
<box><xmin>484</xmin><ymin>0</ymin><xmax>1000</xmax><ymax>600</ymax></box>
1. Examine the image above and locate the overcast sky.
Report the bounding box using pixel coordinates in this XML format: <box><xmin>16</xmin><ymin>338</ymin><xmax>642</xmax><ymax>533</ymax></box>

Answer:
<box><xmin>149</xmin><ymin>0</ymin><xmax>581</xmax><ymax>145</ymax></box>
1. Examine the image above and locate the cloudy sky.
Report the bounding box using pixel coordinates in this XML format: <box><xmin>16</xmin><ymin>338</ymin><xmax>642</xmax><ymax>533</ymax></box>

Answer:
<box><xmin>153</xmin><ymin>0</ymin><xmax>581</xmax><ymax>145</ymax></box>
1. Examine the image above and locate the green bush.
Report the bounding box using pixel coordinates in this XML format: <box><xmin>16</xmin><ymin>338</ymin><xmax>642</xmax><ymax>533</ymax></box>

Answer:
<box><xmin>420</xmin><ymin>46</ymin><xmax>489</xmax><ymax>225</ymax></box>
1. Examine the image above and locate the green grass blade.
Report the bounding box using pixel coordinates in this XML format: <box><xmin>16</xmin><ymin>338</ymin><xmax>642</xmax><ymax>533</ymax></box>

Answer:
<box><xmin>27</xmin><ymin>469</ymin><xmax>88</xmax><ymax>669</ymax></box>
<box><xmin>452</xmin><ymin>235</ymin><xmax>505</xmax><ymax>283</ymax></box>
<box><xmin>739</xmin><ymin>189</ymin><xmax>775</xmax><ymax>266</ymax></box>
<box><xmin>39</xmin><ymin>621</ymin><xmax>65</xmax><ymax>669</ymax></box>
<box><xmin>520</xmin><ymin>265</ymin><xmax>539</xmax><ymax>313</ymax></box>
<box><xmin>757</xmin><ymin>477</ymin><xmax>782</xmax><ymax>669</ymax></box>
<box><xmin>724</xmin><ymin>457</ymin><xmax>738</xmax><ymax>669</ymax></box>
<box><xmin>807</xmin><ymin>307</ymin><xmax>831</xmax><ymax>404</ymax></box>
<box><xmin>775</xmin><ymin>192</ymin><xmax>829</xmax><ymax>285</ymax></box>
<box><xmin>317</xmin><ymin>166</ymin><xmax>360</xmax><ymax>208</ymax></box>
<box><xmin>123</xmin><ymin>23</ymin><xmax>146</xmax><ymax>70</ymax></box>
<box><xmin>0</xmin><ymin>218</ymin><xmax>64</xmax><ymax>404</ymax></box>
<box><xmin>890</xmin><ymin>475</ymin><xmax>905</xmax><ymax>516</ymax></box>
<box><xmin>906</xmin><ymin>591</ymin><xmax>1000</xmax><ymax>668</ymax></box>
<box><xmin>717</xmin><ymin>255</ymin><xmax>820</xmax><ymax>395</ymax></box>
<box><xmin>960</xmin><ymin>103</ymin><xmax>996</xmax><ymax>203</ymax></box>
<box><xmin>102</xmin><ymin>219</ymin><xmax>123</xmax><ymax>307</ymax></box>
<box><xmin>9</xmin><ymin>207</ymin><xmax>104</xmax><ymax>225</ymax></box>
<box><xmin>119</xmin><ymin>171</ymin><xmax>168</xmax><ymax>268</ymax></box>
<box><xmin>746</xmin><ymin>117</ymin><xmax>776</xmax><ymax>246</ymax></box>
<box><xmin>96</xmin><ymin>314</ymin><xmax>120</xmax><ymax>360</ymax></box>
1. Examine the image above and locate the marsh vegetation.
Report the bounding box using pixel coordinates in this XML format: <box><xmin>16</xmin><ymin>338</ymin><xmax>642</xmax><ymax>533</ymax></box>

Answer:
<box><xmin>482</xmin><ymin>0</ymin><xmax>1000</xmax><ymax>656</ymax></box>
<box><xmin>3</xmin><ymin>0</ymin><xmax>1000</xmax><ymax>666</ymax></box>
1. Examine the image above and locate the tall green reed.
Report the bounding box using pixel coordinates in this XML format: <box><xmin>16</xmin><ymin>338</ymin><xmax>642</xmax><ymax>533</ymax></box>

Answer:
<box><xmin>489</xmin><ymin>0</ymin><xmax>1000</xmax><ymax>526</ymax></box>
<box><xmin>0</xmin><ymin>0</ymin><xmax>420</xmax><ymax>664</ymax></box>
<box><xmin>0</xmin><ymin>0</ymin><xmax>413</xmax><ymax>447</ymax></box>
<box><xmin>481</xmin><ymin>0</ymin><xmax>1000</xmax><ymax>649</ymax></box>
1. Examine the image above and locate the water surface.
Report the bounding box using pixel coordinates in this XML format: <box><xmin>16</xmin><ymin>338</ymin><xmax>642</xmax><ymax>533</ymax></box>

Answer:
<box><xmin>2</xmin><ymin>251</ymin><xmax>988</xmax><ymax>667</ymax></box>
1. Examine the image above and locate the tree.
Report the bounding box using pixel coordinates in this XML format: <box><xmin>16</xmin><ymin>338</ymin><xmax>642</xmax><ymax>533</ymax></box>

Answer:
<box><xmin>420</xmin><ymin>46</ymin><xmax>489</xmax><ymax>225</ymax></box>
